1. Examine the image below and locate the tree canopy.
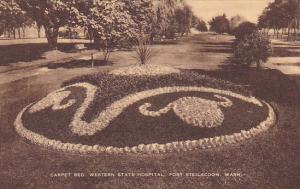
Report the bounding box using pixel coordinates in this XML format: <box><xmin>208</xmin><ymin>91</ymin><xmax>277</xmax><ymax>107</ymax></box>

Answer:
<box><xmin>192</xmin><ymin>16</ymin><xmax>208</xmax><ymax>32</ymax></box>
<box><xmin>8</xmin><ymin>0</ymin><xmax>196</xmax><ymax>52</ymax></box>
<box><xmin>209</xmin><ymin>14</ymin><xmax>230</xmax><ymax>34</ymax></box>
<box><xmin>16</xmin><ymin>0</ymin><xmax>75</xmax><ymax>48</ymax></box>
<box><xmin>0</xmin><ymin>0</ymin><xmax>32</xmax><ymax>38</ymax></box>
<box><xmin>233</xmin><ymin>22</ymin><xmax>258</xmax><ymax>40</ymax></box>
<box><xmin>258</xmin><ymin>0</ymin><xmax>300</xmax><ymax>40</ymax></box>
<box><xmin>80</xmin><ymin>0</ymin><xmax>138</xmax><ymax>61</ymax></box>
<box><xmin>229</xmin><ymin>15</ymin><xmax>246</xmax><ymax>31</ymax></box>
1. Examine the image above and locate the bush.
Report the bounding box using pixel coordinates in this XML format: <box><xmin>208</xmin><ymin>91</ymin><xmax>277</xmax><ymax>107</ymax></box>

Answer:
<box><xmin>134</xmin><ymin>36</ymin><xmax>154</xmax><ymax>65</ymax></box>
<box><xmin>233</xmin><ymin>32</ymin><xmax>272</xmax><ymax>69</ymax></box>
<box><xmin>233</xmin><ymin>22</ymin><xmax>258</xmax><ymax>40</ymax></box>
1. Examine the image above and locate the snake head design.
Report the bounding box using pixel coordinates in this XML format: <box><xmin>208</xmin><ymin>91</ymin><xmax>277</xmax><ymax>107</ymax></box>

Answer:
<box><xmin>139</xmin><ymin>95</ymin><xmax>233</xmax><ymax>128</ymax></box>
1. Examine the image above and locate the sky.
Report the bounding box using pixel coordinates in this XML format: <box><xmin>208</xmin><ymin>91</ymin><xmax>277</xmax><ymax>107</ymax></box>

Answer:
<box><xmin>185</xmin><ymin>0</ymin><xmax>274</xmax><ymax>23</ymax></box>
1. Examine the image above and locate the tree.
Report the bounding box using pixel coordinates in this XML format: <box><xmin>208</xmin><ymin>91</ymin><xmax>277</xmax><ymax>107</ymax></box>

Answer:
<box><xmin>192</xmin><ymin>16</ymin><xmax>208</xmax><ymax>32</ymax></box>
<box><xmin>233</xmin><ymin>32</ymin><xmax>272</xmax><ymax>69</ymax></box>
<box><xmin>229</xmin><ymin>15</ymin><xmax>246</xmax><ymax>31</ymax></box>
<box><xmin>209</xmin><ymin>14</ymin><xmax>230</xmax><ymax>34</ymax></box>
<box><xmin>258</xmin><ymin>12</ymin><xmax>269</xmax><ymax>30</ymax></box>
<box><xmin>282</xmin><ymin>0</ymin><xmax>300</xmax><ymax>40</ymax></box>
<box><xmin>122</xmin><ymin>0</ymin><xmax>153</xmax><ymax>34</ymax></box>
<box><xmin>0</xmin><ymin>0</ymin><xmax>33</xmax><ymax>39</ymax></box>
<box><xmin>258</xmin><ymin>0</ymin><xmax>300</xmax><ymax>40</ymax></box>
<box><xmin>233</xmin><ymin>22</ymin><xmax>258</xmax><ymax>40</ymax></box>
<box><xmin>78</xmin><ymin>0</ymin><xmax>137</xmax><ymax>62</ymax></box>
<box><xmin>151</xmin><ymin>0</ymin><xmax>183</xmax><ymax>39</ymax></box>
<box><xmin>174</xmin><ymin>3</ymin><xmax>193</xmax><ymax>36</ymax></box>
<box><xmin>16</xmin><ymin>0</ymin><xmax>75</xmax><ymax>49</ymax></box>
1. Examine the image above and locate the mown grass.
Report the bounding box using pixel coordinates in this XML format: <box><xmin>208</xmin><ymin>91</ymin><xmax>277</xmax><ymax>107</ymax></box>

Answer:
<box><xmin>0</xmin><ymin>43</ymin><xmax>89</xmax><ymax>66</ymax></box>
<box><xmin>0</xmin><ymin>68</ymin><xmax>299</xmax><ymax>189</ymax></box>
<box><xmin>0</xmin><ymin>33</ymin><xmax>299</xmax><ymax>189</ymax></box>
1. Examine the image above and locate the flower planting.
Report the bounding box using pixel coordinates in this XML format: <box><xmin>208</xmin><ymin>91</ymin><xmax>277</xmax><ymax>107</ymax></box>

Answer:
<box><xmin>15</xmin><ymin>69</ymin><xmax>276</xmax><ymax>154</ymax></box>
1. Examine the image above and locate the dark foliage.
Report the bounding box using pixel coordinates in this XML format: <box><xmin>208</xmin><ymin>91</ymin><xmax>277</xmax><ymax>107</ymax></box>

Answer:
<box><xmin>209</xmin><ymin>14</ymin><xmax>230</xmax><ymax>34</ymax></box>
<box><xmin>233</xmin><ymin>22</ymin><xmax>258</xmax><ymax>40</ymax></box>
<box><xmin>233</xmin><ymin>32</ymin><xmax>272</xmax><ymax>69</ymax></box>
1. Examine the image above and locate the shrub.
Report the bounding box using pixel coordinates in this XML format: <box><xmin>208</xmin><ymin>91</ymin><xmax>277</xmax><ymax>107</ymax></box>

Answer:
<box><xmin>233</xmin><ymin>22</ymin><xmax>258</xmax><ymax>40</ymax></box>
<box><xmin>233</xmin><ymin>32</ymin><xmax>272</xmax><ymax>69</ymax></box>
<box><xmin>133</xmin><ymin>36</ymin><xmax>154</xmax><ymax>65</ymax></box>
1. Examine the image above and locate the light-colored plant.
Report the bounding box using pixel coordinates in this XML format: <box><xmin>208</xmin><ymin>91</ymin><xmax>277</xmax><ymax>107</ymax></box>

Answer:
<box><xmin>134</xmin><ymin>36</ymin><xmax>154</xmax><ymax>65</ymax></box>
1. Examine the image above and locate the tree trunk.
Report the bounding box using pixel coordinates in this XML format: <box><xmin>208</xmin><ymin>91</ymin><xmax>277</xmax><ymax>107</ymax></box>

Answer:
<box><xmin>288</xmin><ymin>21</ymin><xmax>291</xmax><ymax>41</ymax></box>
<box><xmin>45</xmin><ymin>26</ymin><xmax>59</xmax><ymax>50</ymax></box>
<box><xmin>22</xmin><ymin>26</ymin><xmax>26</xmax><ymax>38</ymax></box>
<box><xmin>256</xmin><ymin>60</ymin><xmax>261</xmax><ymax>70</ymax></box>
<box><xmin>18</xmin><ymin>28</ymin><xmax>21</xmax><ymax>39</ymax></box>
<box><xmin>294</xmin><ymin>19</ymin><xmax>297</xmax><ymax>41</ymax></box>
<box><xmin>13</xmin><ymin>28</ymin><xmax>16</xmax><ymax>39</ymax></box>
<box><xmin>266</xmin><ymin>28</ymin><xmax>270</xmax><ymax>37</ymax></box>
<box><xmin>37</xmin><ymin>26</ymin><xmax>41</xmax><ymax>38</ymax></box>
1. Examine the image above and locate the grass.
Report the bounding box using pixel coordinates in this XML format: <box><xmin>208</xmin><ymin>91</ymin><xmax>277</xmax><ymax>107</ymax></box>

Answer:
<box><xmin>0</xmin><ymin>43</ymin><xmax>90</xmax><ymax>66</ymax></box>
<box><xmin>272</xmin><ymin>46</ymin><xmax>300</xmax><ymax>57</ymax></box>
<box><xmin>0</xmin><ymin>33</ymin><xmax>299</xmax><ymax>189</ymax></box>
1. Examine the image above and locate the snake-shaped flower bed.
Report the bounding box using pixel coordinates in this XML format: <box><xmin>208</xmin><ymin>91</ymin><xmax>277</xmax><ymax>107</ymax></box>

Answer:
<box><xmin>15</xmin><ymin>66</ymin><xmax>276</xmax><ymax>154</ymax></box>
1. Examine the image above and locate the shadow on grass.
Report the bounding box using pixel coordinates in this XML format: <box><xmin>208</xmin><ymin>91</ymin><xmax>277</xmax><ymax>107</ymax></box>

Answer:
<box><xmin>0</xmin><ymin>43</ymin><xmax>90</xmax><ymax>66</ymax></box>
<box><xmin>151</xmin><ymin>40</ymin><xmax>179</xmax><ymax>45</ymax></box>
<box><xmin>198</xmin><ymin>47</ymin><xmax>233</xmax><ymax>54</ymax></box>
<box><xmin>43</xmin><ymin>60</ymin><xmax>112</xmax><ymax>69</ymax></box>
<box><xmin>192</xmin><ymin>41</ymin><xmax>233</xmax><ymax>46</ymax></box>
<box><xmin>272</xmin><ymin>46</ymin><xmax>300</xmax><ymax>57</ymax></box>
<box><xmin>189</xmin><ymin>66</ymin><xmax>300</xmax><ymax>106</ymax></box>
<box><xmin>274</xmin><ymin>63</ymin><xmax>300</xmax><ymax>66</ymax></box>
<box><xmin>193</xmin><ymin>40</ymin><xmax>233</xmax><ymax>54</ymax></box>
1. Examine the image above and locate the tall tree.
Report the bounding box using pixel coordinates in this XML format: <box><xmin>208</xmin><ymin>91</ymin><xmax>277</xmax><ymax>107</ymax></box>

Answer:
<box><xmin>192</xmin><ymin>16</ymin><xmax>208</xmax><ymax>32</ymax></box>
<box><xmin>229</xmin><ymin>15</ymin><xmax>246</xmax><ymax>31</ymax></box>
<box><xmin>258</xmin><ymin>0</ymin><xmax>300</xmax><ymax>40</ymax></box>
<box><xmin>16</xmin><ymin>0</ymin><xmax>75</xmax><ymax>49</ymax></box>
<box><xmin>75</xmin><ymin>0</ymin><xmax>138</xmax><ymax>62</ymax></box>
<box><xmin>151</xmin><ymin>0</ymin><xmax>183</xmax><ymax>39</ymax></box>
<box><xmin>0</xmin><ymin>0</ymin><xmax>32</xmax><ymax>39</ymax></box>
<box><xmin>233</xmin><ymin>22</ymin><xmax>258</xmax><ymax>40</ymax></box>
<box><xmin>122</xmin><ymin>0</ymin><xmax>153</xmax><ymax>35</ymax></box>
<box><xmin>174</xmin><ymin>3</ymin><xmax>193</xmax><ymax>36</ymax></box>
<box><xmin>209</xmin><ymin>14</ymin><xmax>230</xmax><ymax>34</ymax></box>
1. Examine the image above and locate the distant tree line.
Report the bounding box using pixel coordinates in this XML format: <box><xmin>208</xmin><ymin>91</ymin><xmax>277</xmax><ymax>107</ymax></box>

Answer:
<box><xmin>206</xmin><ymin>12</ymin><xmax>272</xmax><ymax>69</ymax></box>
<box><xmin>0</xmin><ymin>0</ymin><xmax>208</xmax><ymax>52</ymax></box>
<box><xmin>208</xmin><ymin>14</ymin><xmax>248</xmax><ymax>34</ymax></box>
<box><xmin>0</xmin><ymin>0</ymin><xmax>33</xmax><ymax>39</ymax></box>
<box><xmin>258</xmin><ymin>0</ymin><xmax>300</xmax><ymax>41</ymax></box>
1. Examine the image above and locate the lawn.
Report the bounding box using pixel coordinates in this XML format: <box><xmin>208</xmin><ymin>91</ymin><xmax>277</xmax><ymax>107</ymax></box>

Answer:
<box><xmin>0</xmin><ymin>33</ymin><xmax>299</xmax><ymax>189</ymax></box>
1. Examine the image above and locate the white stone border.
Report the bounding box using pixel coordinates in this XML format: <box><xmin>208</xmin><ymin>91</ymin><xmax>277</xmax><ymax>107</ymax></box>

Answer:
<box><xmin>14</xmin><ymin>86</ymin><xmax>276</xmax><ymax>154</ymax></box>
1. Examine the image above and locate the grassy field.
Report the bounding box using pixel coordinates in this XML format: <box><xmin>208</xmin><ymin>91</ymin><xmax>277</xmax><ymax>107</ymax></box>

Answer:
<box><xmin>0</xmin><ymin>33</ymin><xmax>299</xmax><ymax>189</ymax></box>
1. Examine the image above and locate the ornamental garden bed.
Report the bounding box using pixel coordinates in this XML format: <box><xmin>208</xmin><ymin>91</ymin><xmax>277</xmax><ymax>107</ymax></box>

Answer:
<box><xmin>15</xmin><ymin>65</ymin><xmax>276</xmax><ymax>154</ymax></box>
